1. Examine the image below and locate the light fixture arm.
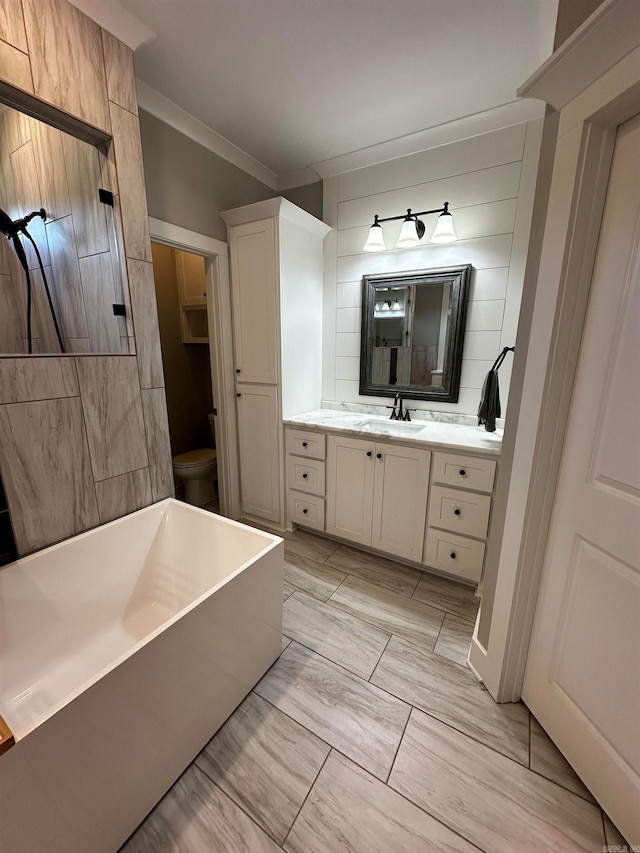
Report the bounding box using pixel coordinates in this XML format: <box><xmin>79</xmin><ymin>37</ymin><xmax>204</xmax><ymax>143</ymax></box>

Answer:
<box><xmin>370</xmin><ymin>201</ymin><xmax>450</xmax><ymax>226</ymax></box>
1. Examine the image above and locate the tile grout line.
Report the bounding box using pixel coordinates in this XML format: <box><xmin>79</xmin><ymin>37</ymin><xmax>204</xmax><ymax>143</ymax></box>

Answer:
<box><xmin>280</xmin><ymin>748</ymin><xmax>333</xmax><ymax>849</ymax></box>
<box><xmin>384</xmin><ymin>705</ymin><xmax>412</xmax><ymax>786</ymax></box>
<box><xmin>285</xmin><ymin>568</ymin><xmax>476</xmax><ymax>666</ymax></box>
<box><xmin>193</xmin><ymin>755</ymin><xmax>286</xmax><ymax>848</ymax></box>
<box><xmin>280</xmin><ymin>632</ymin><xmax>393</xmax><ymax>682</ymax></box>
<box><xmin>325</xmin><ymin>591</ymin><xmax>446</xmax><ymax>647</ymax></box>
<box><xmin>235</xmin><ymin>691</ymin><xmax>486</xmax><ymax>853</ymax></box>
<box><xmin>527</xmin><ymin>766</ymin><xmax>600</xmax><ymax>805</ymax></box>
<box><xmin>409</xmin><ymin>568</ymin><xmax>423</xmax><ymax>597</ymax></box>
<box><xmin>267</xmin><ymin>643</ymin><xmax>531</xmax><ymax>782</ymax></box>
<box><xmin>430</xmin><ymin>610</ymin><xmax>446</xmax><ymax>653</ymax></box>
<box><xmin>368</xmin><ymin>633</ymin><xmax>392</xmax><ymax>683</ymax></box>
<box><xmin>367</xmin><ymin>674</ymin><xmax>541</xmax><ymax>775</ymax></box>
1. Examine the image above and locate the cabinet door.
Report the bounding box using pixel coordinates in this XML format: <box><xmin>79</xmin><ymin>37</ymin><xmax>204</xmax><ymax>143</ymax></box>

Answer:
<box><xmin>229</xmin><ymin>218</ymin><xmax>278</xmax><ymax>384</ymax></box>
<box><xmin>175</xmin><ymin>249</ymin><xmax>207</xmax><ymax>306</ymax></box>
<box><xmin>326</xmin><ymin>435</ymin><xmax>375</xmax><ymax>546</ymax></box>
<box><xmin>236</xmin><ymin>384</ymin><xmax>281</xmax><ymax>523</ymax></box>
<box><xmin>371</xmin><ymin>443</ymin><xmax>430</xmax><ymax>562</ymax></box>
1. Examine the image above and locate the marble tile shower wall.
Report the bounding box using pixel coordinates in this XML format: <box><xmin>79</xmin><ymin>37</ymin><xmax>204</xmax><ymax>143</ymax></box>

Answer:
<box><xmin>0</xmin><ymin>0</ymin><xmax>173</xmax><ymax>556</ymax></box>
<box><xmin>322</xmin><ymin>119</ymin><xmax>544</xmax><ymax>415</ymax></box>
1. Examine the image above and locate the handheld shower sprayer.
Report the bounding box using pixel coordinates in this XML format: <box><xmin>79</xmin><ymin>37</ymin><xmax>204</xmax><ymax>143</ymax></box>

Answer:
<box><xmin>0</xmin><ymin>207</ymin><xmax>65</xmax><ymax>354</ymax></box>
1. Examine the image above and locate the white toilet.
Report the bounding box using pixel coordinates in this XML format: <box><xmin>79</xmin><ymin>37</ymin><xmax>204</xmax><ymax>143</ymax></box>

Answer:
<box><xmin>172</xmin><ymin>414</ymin><xmax>217</xmax><ymax>506</ymax></box>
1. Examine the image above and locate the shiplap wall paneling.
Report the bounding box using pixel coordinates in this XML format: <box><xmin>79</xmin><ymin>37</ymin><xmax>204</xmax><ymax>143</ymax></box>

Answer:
<box><xmin>324</xmin><ymin>121</ymin><xmax>542</xmax><ymax>414</ymax></box>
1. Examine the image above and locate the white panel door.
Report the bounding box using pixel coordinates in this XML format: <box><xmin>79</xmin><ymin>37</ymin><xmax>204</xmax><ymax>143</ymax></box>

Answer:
<box><xmin>522</xmin><ymin>115</ymin><xmax>640</xmax><ymax>842</ymax></box>
<box><xmin>371</xmin><ymin>443</ymin><xmax>430</xmax><ymax>562</ymax></box>
<box><xmin>229</xmin><ymin>218</ymin><xmax>278</xmax><ymax>384</ymax></box>
<box><xmin>236</xmin><ymin>384</ymin><xmax>281</xmax><ymax>523</ymax></box>
<box><xmin>326</xmin><ymin>435</ymin><xmax>375</xmax><ymax>546</ymax></box>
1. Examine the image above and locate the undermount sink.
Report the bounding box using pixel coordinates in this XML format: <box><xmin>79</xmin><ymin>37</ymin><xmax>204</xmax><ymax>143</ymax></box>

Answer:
<box><xmin>356</xmin><ymin>418</ymin><xmax>426</xmax><ymax>435</ymax></box>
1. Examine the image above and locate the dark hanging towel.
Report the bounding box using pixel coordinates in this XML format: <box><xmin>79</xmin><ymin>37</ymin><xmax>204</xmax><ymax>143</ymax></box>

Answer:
<box><xmin>389</xmin><ymin>347</ymin><xmax>398</xmax><ymax>385</ymax></box>
<box><xmin>478</xmin><ymin>347</ymin><xmax>514</xmax><ymax>432</ymax></box>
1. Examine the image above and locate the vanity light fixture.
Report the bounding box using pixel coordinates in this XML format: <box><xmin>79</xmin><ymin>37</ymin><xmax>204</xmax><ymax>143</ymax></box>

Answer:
<box><xmin>362</xmin><ymin>202</ymin><xmax>456</xmax><ymax>252</ymax></box>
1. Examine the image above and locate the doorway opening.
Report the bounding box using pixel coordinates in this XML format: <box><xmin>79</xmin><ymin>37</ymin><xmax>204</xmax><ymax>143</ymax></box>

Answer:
<box><xmin>150</xmin><ymin>241</ymin><xmax>219</xmax><ymax>512</ymax></box>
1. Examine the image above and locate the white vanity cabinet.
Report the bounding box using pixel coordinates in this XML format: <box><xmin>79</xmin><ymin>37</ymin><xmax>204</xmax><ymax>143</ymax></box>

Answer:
<box><xmin>222</xmin><ymin>199</ymin><xmax>330</xmax><ymax>526</ymax></box>
<box><xmin>236</xmin><ymin>385</ymin><xmax>281</xmax><ymax>523</ymax></box>
<box><xmin>286</xmin><ymin>428</ymin><xmax>326</xmax><ymax>531</ymax></box>
<box><xmin>325</xmin><ymin>434</ymin><xmax>431</xmax><ymax>563</ymax></box>
<box><xmin>228</xmin><ymin>217</ymin><xmax>278</xmax><ymax>385</ymax></box>
<box><xmin>285</xmin><ymin>420</ymin><xmax>499</xmax><ymax>583</ymax></box>
<box><xmin>423</xmin><ymin>451</ymin><xmax>496</xmax><ymax>582</ymax></box>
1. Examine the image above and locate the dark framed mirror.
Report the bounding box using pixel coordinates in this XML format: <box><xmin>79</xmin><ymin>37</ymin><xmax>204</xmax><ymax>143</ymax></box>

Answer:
<box><xmin>360</xmin><ymin>265</ymin><xmax>471</xmax><ymax>402</ymax></box>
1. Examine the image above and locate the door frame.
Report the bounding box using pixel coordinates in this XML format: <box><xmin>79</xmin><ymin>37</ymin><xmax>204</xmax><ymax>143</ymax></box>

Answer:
<box><xmin>470</xmin><ymin>0</ymin><xmax>640</xmax><ymax>700</ymax></box>
<box><xmin>148</xmin><ymin>217</ymin><xmax>241</xmax><ymax>520</ymax></box>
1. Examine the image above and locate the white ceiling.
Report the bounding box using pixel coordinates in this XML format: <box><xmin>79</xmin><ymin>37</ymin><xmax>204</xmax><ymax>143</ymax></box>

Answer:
<box><xmin>73</xmin><ymin>0</ymin><xmax>558</xmax><ymax>187</ymax></box>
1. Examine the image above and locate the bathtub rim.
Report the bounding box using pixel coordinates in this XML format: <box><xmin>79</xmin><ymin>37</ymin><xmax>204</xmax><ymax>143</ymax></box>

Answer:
<box><xmin>0</xmin><ymin>499</ymin><xmax>283</xmax><ymax>743</ymax></box>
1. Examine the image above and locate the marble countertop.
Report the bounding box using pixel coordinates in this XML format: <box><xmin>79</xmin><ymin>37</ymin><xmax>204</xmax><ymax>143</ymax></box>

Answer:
<box><xmin>284</xmin><ymin>409</ymin><xmax>503</xmax><ymax>456</ymax></box>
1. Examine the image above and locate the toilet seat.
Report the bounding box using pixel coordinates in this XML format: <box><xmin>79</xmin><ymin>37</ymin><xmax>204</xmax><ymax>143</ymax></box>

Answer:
<box><xmin>172</xmin><ymin>448</ymin><xmax>216</xmax><ymax>467</ymax></box>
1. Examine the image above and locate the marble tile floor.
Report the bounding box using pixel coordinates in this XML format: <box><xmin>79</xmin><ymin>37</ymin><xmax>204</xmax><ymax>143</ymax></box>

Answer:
<box><xmin>120</xmin><ymin>526</ymin><xmax>624</xmax><ymax>852</ymax></box>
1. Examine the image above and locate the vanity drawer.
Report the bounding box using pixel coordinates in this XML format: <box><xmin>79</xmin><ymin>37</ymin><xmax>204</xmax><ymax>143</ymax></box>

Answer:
<box><xmin>423</xmin><ymin>528</ymin><xmax>485</xmax><ymax>582</ymax></box>
<box><xmin>428</xmin><ymin>485</ymin><xmax>491</xmax><ymax>539</ymax></box>
<box><xmin>288</xmin><ymin>490</ymin><xmax>325</xmax><ymax>531</ymax></box>
<box><xmin>286</xmin><ymin>429</ymin><xmax>326</xmax><ymax>460</ymax></box>
<box><xmin>431</xmin><ymin>452</ymin><xmax>496</xmax><ymax>494</ymax></box>
<box><xmin>287</xmin><ymin>456</ymin><xmax>325</xmax><ymax>496</ymax></box>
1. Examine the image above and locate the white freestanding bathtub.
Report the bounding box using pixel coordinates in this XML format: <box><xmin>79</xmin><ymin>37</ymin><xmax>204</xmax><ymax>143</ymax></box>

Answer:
<box><xmin>0</xmin><ymin>499</ymin><xmax>283</xmax><ymax>853</ymax></box>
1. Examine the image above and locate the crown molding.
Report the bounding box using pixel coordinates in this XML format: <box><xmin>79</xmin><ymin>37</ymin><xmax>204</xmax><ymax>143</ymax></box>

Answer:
<box><xmin>518</xmin><ymin>0</ymin><xmax>640</xmax><ymax>110</ymax></box>
<box><xmin>308</xmin><ymin>99</ymin><xmax>546</xmax><ymax>178</ymax></box>
<box><xmin>136</xmin><ymin>80</ymin><xmax>279</xmax><ymax>190</ymax></box>
<box><xmin>221</xmin><ymin>197</ymin><xmax>330</xmax><ymax>237</ymax></box>
<box><xmin>277</xmin><ymin>166</ymin><xmax>323</xmax><ymax>191</ymax></box>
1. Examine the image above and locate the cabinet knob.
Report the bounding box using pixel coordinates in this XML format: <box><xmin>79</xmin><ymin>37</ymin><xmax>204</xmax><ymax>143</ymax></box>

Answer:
<box><xmin>450</xmin><ymin>552</ymin><xmax>457</xmax><ymax>559</ymax></box>
<box><xmin>302</xmin><ymin>508</ymin><xmax>308</xmax><ymax>514</ymax></box>
<box><xmin>376</xmin><ymin>453</ymin><xmax>382</xmax><ymax>459</ymax></box>
<box><xmin>454</xmin><ymin>508</ymin><xmax>461</xmax><ymax>516</ymax></box>
<box><xmin>236</xmin><ymin>369</ymin><xmax>241</xmax><ymax>374</ymax></box>
<box><xmin>366</xmin><ymin>451</ymin><xmax>372</xmax><ymax>457</ymax></box>
<box><xmin>236</xmin><ymin>393</ymin><xmax>241</xmax><ymax>398</ymax></box>
<box><xmin>302</xmin><ymin>473</ymin><xmax>308</xmax><ymax>479</ymax></box>
<box><xmin>459</xmin><ymin>469</ymin><xmax>466</xmax><ymax>476</ymax></box>
<box><xmin>302</xmin><ymin>442</ymin><xmax>308</xmax><ymax>447</ymax></box>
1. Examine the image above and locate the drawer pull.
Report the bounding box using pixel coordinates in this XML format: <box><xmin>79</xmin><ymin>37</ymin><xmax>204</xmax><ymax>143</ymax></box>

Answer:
<box><xmin>235</xmin><ymin>368</ymin><xmax>241</xmax><ymax>374</ymax></box>
<box><xmin>302</xmin><ymin>508</ymin><xmax>308</xmax><ymax>514</ymax></box>
<box><xmin>459</xmin><ymin>469</ymin><xmax>466</xmax><ymax>476</ymax></box>
<box><xmin>302</xmin><ymin>473</ymin><xmax>308</xmax><ymax>479</ymax></box>
<box><xmin>302</xmin><ymin>441</ymin><xmax>308</xmax><ymax>447</ymax></box>
<box><xmin>450</xmin><ymin>552</ymin><xmax>457</xmax><ymax>559</ymax></box>
<box><xmin>454</xmin><ymin>508</ymin><xmax>461</xmax><ymax>516</ymax></box>
<box><xmin>376</xmin><ymin>453</ymin><xmax>382</xmax><ymax>459</ymax></box>
<box><xmin>236</xmin><ymin>392</ymin><xmax>241</xmax><ymax>398</ymax></box>
<box><xmin>366</xmin><ymin>451</ymin><xmax>372</xmax><ymax>457</ymax></box>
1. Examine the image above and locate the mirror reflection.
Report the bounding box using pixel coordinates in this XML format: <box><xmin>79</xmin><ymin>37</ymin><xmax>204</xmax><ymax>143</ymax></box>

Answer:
<box><xmin>360</xmin><ymin>265</ymin><xmax>471</xmax><ymax>403</ymax></box>
<box><xmin>0</xmin><ymin>104</ymin><xmax>128</xmax><ymax>355</ymax></box>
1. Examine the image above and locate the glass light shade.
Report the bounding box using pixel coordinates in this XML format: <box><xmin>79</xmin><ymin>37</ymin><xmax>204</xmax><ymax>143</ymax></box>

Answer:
<box><xmin>392</xmin><ymin>299</ymin><xmax>401</xmax><ymax>311</ymax></box>
<box><xmin>430</xmin><ymin>211</ymin><xmax>457</xmax><ymax>243</ymax></box>
<box><xmin>362</xmin><ymin>223</ymin><xmax>386</xmax><ymax>252</ymax></box>
<box><xmin>395</xmin><ymin>217</ymin><xmax>421</xmax><ymax>248</ymax></box>
<box><xmin>381</xmin><ymin>301</ymin><xmax>391</xmax><ymax>311</ymax></box>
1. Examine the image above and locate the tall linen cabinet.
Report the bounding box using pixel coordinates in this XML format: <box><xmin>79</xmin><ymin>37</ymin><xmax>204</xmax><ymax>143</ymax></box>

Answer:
<box><xmin>221</xmin><ymin>198</ymin><xmax>330</xmax><ymax>527</ymax></box>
